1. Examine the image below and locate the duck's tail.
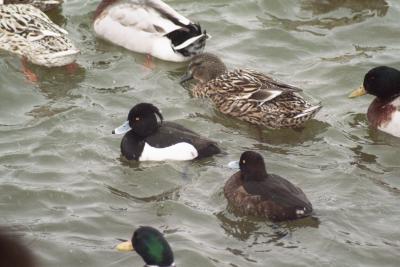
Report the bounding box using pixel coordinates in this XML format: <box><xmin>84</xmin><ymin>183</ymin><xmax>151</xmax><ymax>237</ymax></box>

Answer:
<box><xmin>294</xmin><ymin>104</ymin><xmax>322</xmax><ymax>119</ymax></box>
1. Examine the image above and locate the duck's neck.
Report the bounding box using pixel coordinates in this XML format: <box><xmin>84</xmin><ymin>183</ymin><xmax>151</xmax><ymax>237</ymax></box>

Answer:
<box><xmin>93</xmin><ymin>0</ymin><xmax>119</xmax><ymax>20</ymax></box>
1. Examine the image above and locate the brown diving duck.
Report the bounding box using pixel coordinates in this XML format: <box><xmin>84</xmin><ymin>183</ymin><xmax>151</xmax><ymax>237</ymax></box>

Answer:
<box><xmin>349</xmin><ymin>66</ymin><xmax>400</xmax><ymax>138</ymax></box>
<box><xmin>224</xmin><ymin>151</ymin><xmax>313</xmax><ymax>221</ymax></box>
<box><xmin>180</xmin><ymin>53</ymin><xmax>321</xmax><ymax>129</ymax></box>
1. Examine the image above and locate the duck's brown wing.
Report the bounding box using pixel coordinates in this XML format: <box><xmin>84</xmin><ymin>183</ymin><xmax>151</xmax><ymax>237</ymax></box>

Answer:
<box><xmin>243</xmin><ymin>174</ymin><xmax>312</xmax><ymax>212</ymax></box>
<box><xmin>209</xmin><ymin>69</ymin><xmax>302</xmax><ymax>104</ymax></box>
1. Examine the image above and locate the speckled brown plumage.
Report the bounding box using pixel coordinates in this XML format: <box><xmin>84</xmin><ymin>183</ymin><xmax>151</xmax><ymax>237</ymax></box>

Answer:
<box><xmin>184</xmin><ymin>54</ymin><xmax>321</xmax><ymax>129</ymax></box>
<box><xmin>4</xmin><ymin>0</ymin><xmax>63</xmax><ymax>11</ymax></box>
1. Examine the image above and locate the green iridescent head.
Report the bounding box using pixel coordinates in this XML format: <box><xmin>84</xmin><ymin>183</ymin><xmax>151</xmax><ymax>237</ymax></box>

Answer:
<box><xmin>117</xmin><ymin>226</ymin><xmax>174</xmax><ymax>267</ymax></box>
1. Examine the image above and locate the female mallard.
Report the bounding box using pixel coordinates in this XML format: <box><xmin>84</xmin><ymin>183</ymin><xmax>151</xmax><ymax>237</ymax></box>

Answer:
<box><xmin>180</xmin><ymin>53</ymin><xmax>321</xmax><ymax>129</ymax></box>
<box><xmin>0</xmin><ymin>4</ymin><xmax>79</xmax><ymax>67</ymax></box>
<box><xmin>224</xmin><ymin>151</ymin><xmax>313</xmax><ymax>221</ymax></box>
<box><xmin>117</xmin><ymin>226</ymin><xmax>175</xmax><ymax>267</ymax></box>
<box><xmin>93</xmin><ymin>0</ymin><xmax>209</xmax><ymax>62</ymax></box>
<box><xmin>349</xmin><ymin>66</ymin><xmax>400</xmax><ymax>138</ymax></box>
<box><xmin>112</xmin><ymin>103</ymin><xmax>220</xmax><ymax>161</ymax></box>
<box><xmin>1</xmin><ymin>0</ymin><xmax>63</xmax><ymax>11</ymax></box>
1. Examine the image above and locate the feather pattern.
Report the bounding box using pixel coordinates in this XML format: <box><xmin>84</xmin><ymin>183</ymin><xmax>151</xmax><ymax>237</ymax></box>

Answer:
<box><xmin>3</xmin><ymin>0</ymin><xmax>64</xmax><ymax>11</ymax></box>
<box><xmin>0</xmin><ymin>4</ymin><xmax>78</xmax><ymax>67</ymax></box>
<box><xmin>192</xmin><ymin>69</ymin><xmax>321</xmax><ymax>128</ymax></box>
<box><xmin>94</xmin><ymin>0</ymin><xmax>208</xmax><ymax>62</ymax></box>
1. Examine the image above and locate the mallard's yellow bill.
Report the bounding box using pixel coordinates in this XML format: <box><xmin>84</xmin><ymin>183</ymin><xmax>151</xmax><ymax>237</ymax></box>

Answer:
<box><xmin>116</xmin><ymin>241</ymin><xmax>134</xmax><ymax>252</ymax></box>
<box><xmin>349</xmin><ymin>85</ymin><xmax>367</xmax><ymax>98</ymax></box>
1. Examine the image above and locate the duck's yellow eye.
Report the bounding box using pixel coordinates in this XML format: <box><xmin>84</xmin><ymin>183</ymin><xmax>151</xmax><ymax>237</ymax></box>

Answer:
<box><xmin>135</xmin><ymin>117</ymin><xmax>140</xmax><ymax>121</ymax></box>
<box><xmin>242</xmin><ymin>160</ymin><xmax>246</xmax><ymax>164</ymax></box>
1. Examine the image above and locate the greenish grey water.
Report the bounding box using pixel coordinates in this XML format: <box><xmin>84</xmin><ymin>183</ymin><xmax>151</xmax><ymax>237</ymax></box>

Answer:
<box><xmin>1</xmin><ymin>0</ymin><xmax>400</xmax><ymax>266</ymax></box>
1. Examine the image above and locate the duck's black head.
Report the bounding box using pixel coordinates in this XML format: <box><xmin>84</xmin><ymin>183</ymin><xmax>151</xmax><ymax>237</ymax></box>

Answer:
<box><xmin>239</xmin><ymin>151</ymin><xmax>268</xmax><ymax>182</ymax></box>
<box><xmin>117</xmin><ymin>226</ymin><xmax>174</xmax><ymax>267</ymax></box>
<box><xmin>180</xmin><ymin>53</ymin><xmax>227</xmax><ymax>84</ymax></box>
<box><xmin>127</xmin><ymin>103</ymin><xmax>163</xmax><ymax>137</ymax></box>
<box><xmin>363</xmin><ymin>66</ymin><xmax>400</xmax><ymax>99</ymax></box>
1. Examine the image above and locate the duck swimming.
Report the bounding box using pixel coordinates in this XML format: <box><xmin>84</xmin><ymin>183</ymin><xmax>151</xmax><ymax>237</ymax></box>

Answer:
<box><xmin>180</xmin><ymin>53</ymin><xmax>321</xmax><ymax>129</ymax></box>
<box><xmin>224</xmin><ymin>151</ymin><xmax>313</xmax><ymax>221</ymax></box>
<box><xmin>0</xmin><ymin>0</ymin><xmax>63</xmax><ymax>11</ymax></box>
<box><xmin>117</xmin><ymin>226</ymin><xmax>175</xmax><ymax>267</ymax></box>
<box><xmin>349</xmin><ymin>66</ymin><xmax>400</xmax><ymax>138</ymax></box>
<box><xmin>0</xmin><ymin>3</ymin><xmax>79</xmax><ymax>67</ymax></box>
<box><xmin>93</xmin><ymin>0</ymin><xmax>209</xmax><ymax>62</ymax></box>
<box><xmin>112</xmin><ymin>103</ymin><xmax>220</xmax><ymax>161</ymax></box>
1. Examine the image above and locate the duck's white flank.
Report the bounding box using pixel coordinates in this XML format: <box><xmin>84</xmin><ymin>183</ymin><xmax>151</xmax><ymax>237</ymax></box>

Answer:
<box><xmin>378</xmin><ymin>97</ymin><xmax>400</xmax><ymax>137</ymax></box>
<box><xmin>93</xmin><ymin>2</ymin><xmax>190</xmax><ymax>62</ymax></box>
<box><xmin>139</xmin><ymin>142</ymin><xmax>198</xmax><ymax>161</ymax></box>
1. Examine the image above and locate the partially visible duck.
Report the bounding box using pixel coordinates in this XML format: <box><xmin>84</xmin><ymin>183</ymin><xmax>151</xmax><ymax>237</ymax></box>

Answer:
<box><xmin>93</xmin><ymin>0</ymin><xmax>209</xmax><ymax>62</ymax></box>
<box><xmin>112</xmin><ymin>103</ymin><xmax>220</xmax><ymax>161</ymax></box>
<box><xmin>117</xmin><ymin>226</ymin><xmax>175</xmax><ymax>267</ymax></box>
<box><xmin>349</xmin><ymin>66</ymin><xmax>400</xmax><ymax>138</ymax></box>
<box><xmin>224</xmin><ymin>151</ymin><xmax>313</xmax><ymax>221</ymax></box>
<box><xmin>1</xmin><ymin>0</ymin><xmax>63</xmax><ymax>11</ymax></box>
<box><xmin>180</xmin><ymin>53</ymin><xmax>321</xmax><ymax>129</ymax></box>
<box><xmin>0</xmin><ymin>4</ymin><xmax>79</xmax><ymax>67</ymax></box>
<box><xmin>0</xmin><ymin>227</ymin><xmax>37</xmax><ymax>267</ymax></box>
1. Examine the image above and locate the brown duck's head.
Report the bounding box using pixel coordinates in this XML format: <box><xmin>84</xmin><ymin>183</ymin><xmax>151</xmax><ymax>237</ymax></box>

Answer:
<box><xmin>180</xmin><ymin>53</ymin><xmax>227</xmax><ymax>84</ymax></box>
<box><xmin>239</xmin><ymin>151</ymin><xmax>268</xmax><ymax>182</ymax></box>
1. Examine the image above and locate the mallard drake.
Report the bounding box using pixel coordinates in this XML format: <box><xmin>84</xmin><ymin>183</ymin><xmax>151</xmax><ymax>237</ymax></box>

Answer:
<box><xmin>180</xmin><ymin>53</ymin><xmax>321</xmax><ymax>129</ymax></box>
<box><xmin>224</xmin><ymin>151</ymin><xmax>313</xmax><ymax>221</ymax></box>
<box><xmin>0</xmin><ymin>4</ymin><xmax>79</xmax><ymax>67</ymax></box>
<box><xmin>349</xmin><ymin>66</ymin><xmax>400</xmax><ymax>138</ymax></box>
<box><xmin>93</xmin><ymin>0</ymin><xmax>209</xmax><ymax>62</ymax></box>
<box><xmin>112</xmin><ymin>103</ymin><xmax>220</xmax><ymax>161</ymax></box>
<box><xmin>1</xmin><ymin>0</ymin><xmax>63</xmax><ymax>11</ymax></box>
<box><xmin>117</xmin><ymin>226</ymin><xmax>175</xmax><ymax>267</ymax></box>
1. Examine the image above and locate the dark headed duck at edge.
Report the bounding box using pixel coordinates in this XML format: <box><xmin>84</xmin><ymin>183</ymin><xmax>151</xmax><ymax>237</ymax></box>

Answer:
<box><xmin>349</xmin><ymin>66</ymin><xmax>400</xmax><ymax>138</ymax></box>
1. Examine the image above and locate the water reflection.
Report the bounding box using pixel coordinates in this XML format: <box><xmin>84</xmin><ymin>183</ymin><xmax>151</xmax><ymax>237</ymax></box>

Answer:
<box><xmin>301</xmin><ymin>0</ymin><xmax>389</xmax><ymax>17</ymax></box>
<box><xmin>215</xmin><ymin>210</ymin><xmax>319</xmax><ymax>243</ymax></box>
<box><xmin>194</xmin><ymin>112</ymin><xmax>329</xmax><ymax>146</ymax></box>
<box><xmin>261</xmin><ymin>0</ymin><xmax>389</xmax><ymax>35</ymax></box>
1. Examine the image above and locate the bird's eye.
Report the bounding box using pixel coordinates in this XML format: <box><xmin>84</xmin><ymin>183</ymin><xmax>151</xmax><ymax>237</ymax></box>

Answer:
<box><xmin>242</xmin><ymin>160</ymin><xmax>246</xmax><ymax>164</ymax></box>
<box><xmin>135</xmin><ymin>117</ymin><xmax>140</xmax><ymax>121</ymax></box>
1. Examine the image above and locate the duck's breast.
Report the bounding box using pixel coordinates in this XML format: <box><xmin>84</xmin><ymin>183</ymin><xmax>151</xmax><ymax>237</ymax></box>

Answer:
<box><xmin>368</xmin><ymin>97</ymin><xmax>400</xmax><ymax>137</ymax></box>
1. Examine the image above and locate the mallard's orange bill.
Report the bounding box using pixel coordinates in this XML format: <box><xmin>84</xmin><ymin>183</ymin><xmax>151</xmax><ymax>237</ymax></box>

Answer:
<box><xmin>349</xmin><ymin>85</ymin><xmax>367</xmax><ymax>98</ymax></box>
<box><xmin>116</xmin><ymin>240</ymin><xmax>134</xmax><ymax>252</ymax></box>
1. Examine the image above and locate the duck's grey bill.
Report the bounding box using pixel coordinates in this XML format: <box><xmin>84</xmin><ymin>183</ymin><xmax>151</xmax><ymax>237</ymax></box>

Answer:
<box><xmin>112</xmin><ymin>121</ymin><xmax>131</xmax><ymax>135</ymax></box>
<box><xmin>180</xmin><ymin>72</ymin><xmax>193</xmax><ymax>84</ymax></box>
<box><xmin>227</xmin><ymin>160</ymin><xmax>240</xmax><ymax>170</ymax></box>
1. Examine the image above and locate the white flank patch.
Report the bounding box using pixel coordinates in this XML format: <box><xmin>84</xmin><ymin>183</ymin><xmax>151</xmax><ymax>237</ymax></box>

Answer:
<box><xmin>139</xmin><ymin>142</ymin><xmax>198</xmax><ymax>161</ymax></box>
<box><xmin>378</xmin><ymin>110</ymin><xmax>400</xmax><ymax>138</ymax></box>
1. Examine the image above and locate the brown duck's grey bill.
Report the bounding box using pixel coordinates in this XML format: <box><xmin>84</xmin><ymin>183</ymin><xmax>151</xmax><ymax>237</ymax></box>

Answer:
<box><xmin>112</xmin><ymin>121</ymin><xmax>131</xmax><ymax>135</ymax></box>
<box><xmin>180</xmin><ymin>72</ymin><xmax>193</xmax><ymax>84</ymax></box>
